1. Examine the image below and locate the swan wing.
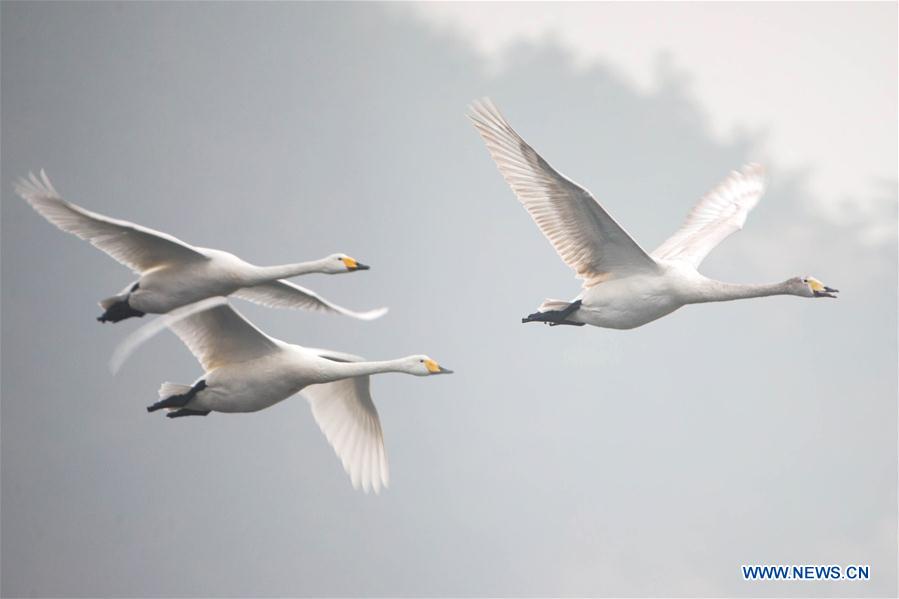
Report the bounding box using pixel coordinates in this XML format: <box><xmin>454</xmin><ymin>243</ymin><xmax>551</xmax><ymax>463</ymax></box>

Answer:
<box><xmin>468</xmin><ymin>99</ymin><xmax>657</xmax><ymax>285</ymax></box>
<box><xmin>14</xmin><ymin>170</ymin><xmax>207</xmax><ymax>273</ymax></box>
<box><xmin>109</xmin><ymin>297</ymin><xmax>228</xmax><ymax>374</ymax></box>
<box><xmin>302</xmin><ymin>350</ymin><xmax>388</xmax><ymax>494</ymax></box>
<box><xmin>166</xmin><ymin>299</ymin><xmax>279</xmax><ymax>371</ymax></box>
<box><xmin>233</xmin><ymin>281</ymin><xmax>388</xmax><ymax>321</ymax></box>
<box><xmin>652</xmin><ymin>164</ymin><xmax>766</xmax><ymax>267</ymax></box>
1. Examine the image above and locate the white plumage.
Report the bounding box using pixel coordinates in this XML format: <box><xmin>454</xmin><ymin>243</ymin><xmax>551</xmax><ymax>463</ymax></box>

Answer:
<box><xmin>15</xmin><ymin>170</ymin><xmax>385</xmax><ymax>323</ymax></box>
<box><xmin>232</xmin><ymin>281</ymin><xmax>387</xmax><ymax>320</ymax></box>
<box><xmin>17</xmin><ymin>171</ymin><xmax>206</xmax><ymax>273</ymax></box>
<box><xmin>150</xmin><ymin>300</ymin><xmax>450</xmax><ymax>494</ymax></box>
<box><xmin>469</xmin><ymin>100</ymin><xmax>657</xmax><ymax>286</ymax></box>
<box><xmin>469</xmin><ymin>99</ymin><xmax>838</xmax><ymax>330</ymax></box>
<box><xmin>652</xmin><ymin>164</ymin><xmax>766</xmax><ymax>267</ymax></box>
<box><xmin>303</xmin><ymin>349</ymin><xmax>389</xmax><ymax>493</ymax></box>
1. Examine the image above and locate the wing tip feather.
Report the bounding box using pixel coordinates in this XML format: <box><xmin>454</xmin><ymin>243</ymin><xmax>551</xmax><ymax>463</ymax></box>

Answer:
<box><xmin>351</xmin><ymin>306</ymin><xmax>389</xmax><ymax>321</ymax></box>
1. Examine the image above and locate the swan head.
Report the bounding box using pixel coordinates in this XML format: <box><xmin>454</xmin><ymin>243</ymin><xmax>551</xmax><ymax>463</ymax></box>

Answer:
<box><xmin>405</xmin><ymin>355</ymin><xmax>453</xmax><ymax>376</ymax></box>
<box><xmin>793</xmin><ymin>276</ymin><xmax>839</xmax><ymax>298</ymax></box>
<box><xmin>325</xmin><ymin>253</ymin><xmax>370</xmax><ymax>274</ymax></box>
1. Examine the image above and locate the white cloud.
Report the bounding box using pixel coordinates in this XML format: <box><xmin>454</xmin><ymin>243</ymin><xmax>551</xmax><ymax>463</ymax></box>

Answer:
<box><xmin>409</xmin><ymin>2</ymin><xmax>897</xmax><ymax>229</ymax></box>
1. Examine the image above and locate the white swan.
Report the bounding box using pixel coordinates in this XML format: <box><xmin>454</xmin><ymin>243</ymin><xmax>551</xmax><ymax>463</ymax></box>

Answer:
<box><xmin>468</xmin><ymin>99</ymin><xmax>838</xmax><ymax>330</ymax></box>
<box><xmin>14</xmin><ymin>171</ymin><xmax>386</xmax><ymax>323</ymax></box>
<box><xmin>147</xmin><ymin>299</ymin><xmax>452</xmax><ymax>493</ymax></box>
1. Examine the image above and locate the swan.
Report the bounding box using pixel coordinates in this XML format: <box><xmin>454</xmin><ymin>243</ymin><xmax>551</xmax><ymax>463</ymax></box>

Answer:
<box><xmin>468</xmin><ymin>99</ymin><xmax>838</xmax><ymax>330</ymax></box>
<box><xmin>146</xmin><ymin>298</ymin><xmax>452</xmax><ymax>493</ymax></box>
<box><xmin>14</xmin><ymin>171</ymin><xmax>386</xmax><ymax>323</ymax></box>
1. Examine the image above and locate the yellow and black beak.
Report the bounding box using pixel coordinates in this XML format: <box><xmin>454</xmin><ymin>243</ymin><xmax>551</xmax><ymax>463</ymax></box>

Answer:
<box><xmin>341</xmin><ymin>257</ymin><xmax>370</xmax><ymax>271</ymax></box>
<box><xmin>424</xmin><ymin>358</ymin><xmax>453</xmax><ymax>375</ymax></box>
<box><xmin>809</xmin><ymin>278</ymin><xmax>839</xmax><ymax>298</ymax></box>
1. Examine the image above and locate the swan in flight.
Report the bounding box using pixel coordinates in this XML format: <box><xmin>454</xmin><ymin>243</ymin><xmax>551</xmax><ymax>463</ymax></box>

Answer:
<box><xmin>147</xmin><ymin>299</ymin><xmax>452</xmax><ymax>493</ymax></box>
<box><xmin>468</xmin><ymin>99</ymin><xmax>838</xmax><ymax>330</ymax></box>
<box><xmin>14</xmin><ymin>171</ymin><xmax>386</xmax><ymax>323</ymax></box>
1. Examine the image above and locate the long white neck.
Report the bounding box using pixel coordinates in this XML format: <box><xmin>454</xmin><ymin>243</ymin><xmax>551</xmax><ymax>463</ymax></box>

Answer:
<box><xmin>690</xmin><ymin>279</ymin><xmax>794</xmax><ymax>303</ymax></box>
<box><xmin>248</xmin><ymin>259</ymin><xmax>329</xmax><ymax>284</ymax></box>
<box><xmin>319</xmin><ymin>358</ymin><xmax>412</xmax><ymax>382</ymax></box>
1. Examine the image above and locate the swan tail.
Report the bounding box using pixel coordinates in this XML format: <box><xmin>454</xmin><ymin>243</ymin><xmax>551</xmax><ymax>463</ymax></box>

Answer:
<box><xmin>99</xmin><ymin>294</ymin><xmax>125</xmax><ymax>311</ymax></box>
<box><xmin>149</xmin><ymin>382</ymin><xmax>197</xmax><ymax>413</ymax></box>
<box><xmin>100</xmin><ymin>281</ymin><xmax>139</xmax><ymax>310</ymax></box>
<box><xmin>538</xmin><ymin>298</ymin><xmax>573</xmax><ymax>312</ymax></box>
<box><xmin>158</xmin><ymin>382</ymin><xmax>192</xmax><ymax>400</ymax></box>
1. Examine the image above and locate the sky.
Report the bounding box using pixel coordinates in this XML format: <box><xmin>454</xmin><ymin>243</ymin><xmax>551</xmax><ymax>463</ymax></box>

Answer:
<box><xmin>1</xmin><ymin>2</ymin><xmax>896</xmax><ymax>597</ymax></box>
<box><xmin>412</xmin><ymin>2</ymin><xmax>898</xmax><ymax>243</ymax></box>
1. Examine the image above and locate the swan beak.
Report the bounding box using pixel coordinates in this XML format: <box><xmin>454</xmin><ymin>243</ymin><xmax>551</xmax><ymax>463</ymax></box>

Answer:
<box><xmin>424</xmin><ymin>359</ymin><xmax>453</xmax><ymax>374</ymax></box>
<box><xmin>814</xmin><ymin>286</ymin><xmax>838</xmax><ymax>298</ymax></box>
<box><xmin>808</xmin><ymin>277</ymin><xmax>840</xmax><ymax>297</ymax></box>
<box><xmin>809</xmin><ymin>278</ymin><xmax>838</xmax><ymax>298</ymax></box>
<box><xmin>341</xmin><ymin>257</ymin><xmax>369</xmax><ymax>271</ymax></box>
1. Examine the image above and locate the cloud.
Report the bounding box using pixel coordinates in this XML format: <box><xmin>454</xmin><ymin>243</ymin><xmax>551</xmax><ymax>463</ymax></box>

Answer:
<box><xmin>409</xmin><ymin>2</ymin><xmax>898</xmax><ymax>244</ymax></box>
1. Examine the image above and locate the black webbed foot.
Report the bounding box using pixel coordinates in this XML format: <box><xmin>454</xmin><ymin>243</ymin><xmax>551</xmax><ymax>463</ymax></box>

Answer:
<box><xmin>522</xmin><ymin>311</ymin><xmax>553</xmax><ymax>324</ymax></box>
<box><xmin>97</xmin><ymin>300</ymin><xmax>145</xmax><ymax>323</ymax></box>
<box><xmin>522</xmin><ymin>300</ymin><xmax>583</xmax><ymax>326</ymax></box>
<box><xmin>147</xmin><ymin>380</ymin><xmax>207</xmax><ymax>413</ymax></box>
<box><xmin>166</xmin><ymin>408</ymin><xmax>211</xmax><ymax>418</ymax></box>
<box><xmin>147</xmin><ymin>398</ymin><xmax>182</xmax><ymax>413</ymax></box>
<box><xmin>548</xmin><ymin>320</ymin><xmax>586</xmax><ymax>327</ymax></box>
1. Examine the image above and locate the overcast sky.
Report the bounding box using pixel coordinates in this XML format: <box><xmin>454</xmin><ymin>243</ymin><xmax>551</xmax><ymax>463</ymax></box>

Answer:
<box><xmin>412</xmin><ymin>2</ymin><xmax>898</xmax><ymax>240</ymax></box>
<box><xmin>2</xmin><ymin>3</ymin><xmax>896</xmax><ymax>597</ymax></box>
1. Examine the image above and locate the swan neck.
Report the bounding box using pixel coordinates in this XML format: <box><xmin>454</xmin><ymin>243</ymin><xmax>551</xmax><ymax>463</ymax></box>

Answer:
<box><xmin>695</xmin><ymin>279</ymin><xmax>792</xmax><ymax>303</ymax></box>
<box><xmin>250</xmin><ymin>260</ymin><xmax>323</xmax><ymax>282</ymax></box>
<box><xmin>321</xmin><ymin>359</ymin><xmax>407</xmax><ymax>381</ymax></box>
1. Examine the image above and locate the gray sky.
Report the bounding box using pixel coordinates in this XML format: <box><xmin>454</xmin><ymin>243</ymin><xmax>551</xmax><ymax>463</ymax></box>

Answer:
<box><xmin>2</xmin><ymin>2</ymin><xmax>896</xmax><ymax>597</ymax></box>
<box><xmin>413</xmin><ymin>1</ymin><xmax>898</xmax><ymax>235</ymax></box>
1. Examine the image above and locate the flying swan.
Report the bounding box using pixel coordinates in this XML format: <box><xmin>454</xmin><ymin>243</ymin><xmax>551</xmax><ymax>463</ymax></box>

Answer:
<box><xmin>147</xmin><ymin>299</ymin><xmax>452</xmax><ymax>493</ymax></box>
<box><xmin>468</xmin><ymin>99</ymin><xmax>838</xmax><ymax>330</ymax></box>
<box><xmin>14</xmin><ymin>171</ymin><xmax>386</xmax><ymax>323</ymax></box>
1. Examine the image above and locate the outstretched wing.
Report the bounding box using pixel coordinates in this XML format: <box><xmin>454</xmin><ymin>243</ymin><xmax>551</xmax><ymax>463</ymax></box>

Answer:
<box><xmin>653</xmin><ymin>164</ymin><xmax>766</xmax><ymax>267</ymax></box>
<box><xmin>14</xmin><ymin>170</ymin><xmax>207</xmax><ymax>273</ymax></box>
<box><xmin>233</xmin><ymin>281</ymin><xmax>388</xmax><ymax>321</ymax></box>
<box><xmin>167</xmin><ymin>300</ymin><xmax>279</xmax><ymax>371</ymax></box>
<box><xmin>302</xmin><ymin>349</ymin><xmax>388</xmax><ymax>494</ymax></box>
<box><xmin>468</xmin><ymin>99</ymin><xmax>657</xmax><ymax>286</ymax></box>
